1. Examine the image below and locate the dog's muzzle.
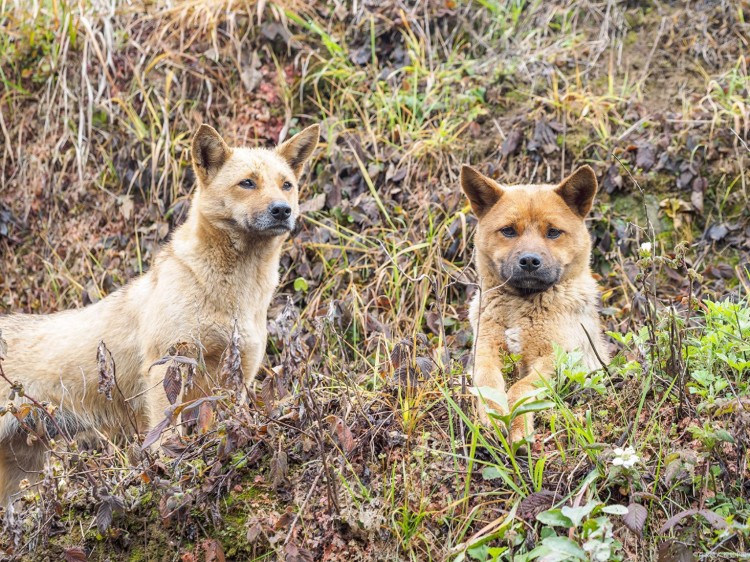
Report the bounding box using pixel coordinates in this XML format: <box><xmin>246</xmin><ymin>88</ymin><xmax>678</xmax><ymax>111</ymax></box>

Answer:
<box><xmin>503</xmin><ymin>252</ymin><xmax>561</xmax><ymax>295</ymax></box>
<box><xmin>248</xmin><ymin>201</ymin><xmax>296</xmax><ymax>235</ymax></box>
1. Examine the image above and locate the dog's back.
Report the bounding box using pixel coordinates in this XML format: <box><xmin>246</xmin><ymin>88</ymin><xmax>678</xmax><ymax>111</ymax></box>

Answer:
<box><xmin>0</xmin><ymin>294</ymin><xmax>145</xmax><ymax>427</ymax></box>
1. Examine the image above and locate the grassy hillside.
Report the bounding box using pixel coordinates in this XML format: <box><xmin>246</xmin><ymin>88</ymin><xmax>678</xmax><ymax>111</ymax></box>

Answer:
<box><xmin>1</xmin><ymin>0</ymin><xmax>749</xmax><ymax>560</ymax></box>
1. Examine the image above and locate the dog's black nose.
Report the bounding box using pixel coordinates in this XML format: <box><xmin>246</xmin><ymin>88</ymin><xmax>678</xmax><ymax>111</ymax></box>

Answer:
<box><xmin>269</xmin><ymin>201</ymin><xmax>292</xmax><ymax>220</ymax></box>
<box><xmin>519</xmin><ymin>253</ymin><xmax>542</xmax><ymax>272</ymax></box>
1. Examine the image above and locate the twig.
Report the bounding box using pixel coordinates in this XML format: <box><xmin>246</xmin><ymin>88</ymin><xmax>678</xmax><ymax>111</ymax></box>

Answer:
<box><xmin>0</xmin><ymin>364</ymin><xmax>74</xmax><ymax>445</ymax></box>
<box><xmin>616</xmin><ymin>421</ymin><xmax>634</xmax><ymax>448</ymax></box>
<box><xmin>635</xmin><ymin>17</ymin><xmax>667</xmax><ymax>91</ymax></box>
<box><xmin>301</xmin><ymin>368</ymin><xmax>339</xmax><ymax>516</ymax></box>
<box><xmin>729</xmin><ymin>127</ymin><xmax>750</xmax><ymax>152</ymax></box>
<box><xmin>99</xmin><ymin>341</ymin><xmax>141</xmax><ymax>436</ymax></box>
<box><xmin>580</xmin><ymin>323</ymin><xmax>610</xmax><ymax>376</ymax></box>
<box><xmin>616</xmin><ymin>117</ymin><xmax>648</xmax><ymax>142</ymax></box>
<box><xmin>613</xmin><ymin>153</ymin><xmax>659</xmax><ymax>360</ymax></box>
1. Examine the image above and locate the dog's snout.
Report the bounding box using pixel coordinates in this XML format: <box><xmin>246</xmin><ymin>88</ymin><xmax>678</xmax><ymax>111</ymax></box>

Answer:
<box><xmin>269</xmin><ymin>201</ymin><xmax>292</xmax><ymax>220</ymax></box>
<box><xmin>518</xmin><ymin>253</ymin><xmax>542</xmax><ymax>272</ymax></box>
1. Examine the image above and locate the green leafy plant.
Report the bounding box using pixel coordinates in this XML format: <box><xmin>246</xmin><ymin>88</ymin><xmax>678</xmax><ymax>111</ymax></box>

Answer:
<box><xmin>526</xmin><ymin>500</ymin><xmax>626</xmax><ymax>562</ymax></box>
<box><xmin>553</xmin><ymin>345</ymin><xmax>607</xmax><ymax>397</ymax></box>
<box><xmin>471</xmin><ymin>385</ymin><xmax>555</xmax><ymax>451</ymax></box>
<box><xmin>684</xmin><ymin>300</ymin><xmax>750</xmax><ymax>408</ymax></box>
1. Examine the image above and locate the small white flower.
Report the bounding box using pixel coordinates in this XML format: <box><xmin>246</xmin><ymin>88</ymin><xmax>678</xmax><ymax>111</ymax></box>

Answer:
<box><xmin>611</xmin><ymin>445</ymin><xmax>640</xmax><ymax>469</ymax></box>
<box><xmin>639</xmin><ymin>242</ymin><xmax>653</xmax><ymax>258</ymax></box>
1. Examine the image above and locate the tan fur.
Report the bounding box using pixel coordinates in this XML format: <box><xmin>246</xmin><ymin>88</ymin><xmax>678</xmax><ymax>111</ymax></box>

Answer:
<box><xmin>0</xmin><ymin>124</ymin><xmax>319</xmax><ymax>503</ymax></box>
<box><xmin>461</xmin><ymin>165</ymin><xmax>610</xmax><ymax>444</ymax></box>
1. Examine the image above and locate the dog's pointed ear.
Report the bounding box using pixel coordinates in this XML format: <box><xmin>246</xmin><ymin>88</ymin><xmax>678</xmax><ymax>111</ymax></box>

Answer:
<box><xmin>276</xmin><ymin>124</ymin><xmax>320</xmax><ymax>178</ymax></box>
<box><xmin>191</xmin><ymin>124</ymin><xmax>231</xmax><ymax>183</ymax></box>
<box><xmin>555</xmin><ymin>165</ymin><xmax>598</xmax><ymax>217</ymax></box>
<box><xmin>461</xmin><ymin>165</ymin><xmax>504</xmax><ymax>218</ymax></box>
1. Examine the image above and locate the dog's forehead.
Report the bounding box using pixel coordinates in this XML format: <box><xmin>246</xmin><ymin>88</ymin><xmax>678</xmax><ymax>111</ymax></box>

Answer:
<box><xmin>225</xmin><ymin>147</ymin><xmax>294</xmax><ymax>178</ymax></box>
<box><xmin>491</xmin><ymin>185</ymin><xmax>580</xmax><ymax>224</ymax></box>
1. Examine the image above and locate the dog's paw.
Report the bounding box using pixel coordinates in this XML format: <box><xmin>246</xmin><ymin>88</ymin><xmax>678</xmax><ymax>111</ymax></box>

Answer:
<box><xmin>476</xmin><ymin>404</ymin><xmax>497</xmax><ymax>428</ymax></box>
<box><xmin>475</xmin><ymin>393</ymin><xmax>510</xmax><ymax>425</ymax></box>
<box><xmin>509</xmin><ymin>415</ymin><xmax>536</xmax><ymax>446</ymax></box>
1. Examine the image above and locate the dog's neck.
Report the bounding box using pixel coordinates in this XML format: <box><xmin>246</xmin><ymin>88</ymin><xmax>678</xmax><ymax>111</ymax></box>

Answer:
<box><xmin>170</xmin><ymin>205</ymin><xmax>285</xmax><ymax>289</ymax></box>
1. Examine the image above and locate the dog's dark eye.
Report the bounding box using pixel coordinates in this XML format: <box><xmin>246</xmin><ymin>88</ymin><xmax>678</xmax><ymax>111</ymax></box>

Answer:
<box><xmin>282</xmin><ymin>181</ymin><xmax>293</xmax><ymax>191</ymax></box>
<box><xmin>239</xmin><ymin>179</ymin><xmax>256</xmax><ymax>189</ymax></box>
<box><xmin>500</xmin><ymin>226</ymin><xmax>517</xmax><ymax>238</ymax></box>
<box><xmin>547</xmin><ymin>228</ymin><xmax>562</xmax><ymax>239</ymax></box>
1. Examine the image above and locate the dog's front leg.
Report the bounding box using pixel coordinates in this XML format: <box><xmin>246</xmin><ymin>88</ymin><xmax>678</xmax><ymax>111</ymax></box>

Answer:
<box><xmin>234</xmin><ymin>334</ymin><xmax>264</xmax><ymax>397</ymax></box>
<box><xmin>0</xmin><ymin>436</ymin><xmax>48</xmax><ymax>505</ymax></box>
<box><xmin>472</xmin><ymin>314</ymin><xmax>510</xmax><ymax>426</ymax></box>
<box><xmin>507</xmin><ymin>355</ymin><xmax>553</xmax><ymax>444</ymax></box>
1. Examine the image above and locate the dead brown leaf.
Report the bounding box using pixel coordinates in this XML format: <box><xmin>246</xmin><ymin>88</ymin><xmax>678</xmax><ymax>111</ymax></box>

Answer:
<box><xmin>63</xmin><ymin>547</ymin><xmax>88</xmax><ymax>562</ymax></box>
<box><xmin>329</xmin><ymin>416</ymin><xmax>355</xmax><ymax>454</ymax></box>
<box><xmin>201</xmin><ymin>539</ymin><xmax>226</xmax><ymax>562</ymax></box>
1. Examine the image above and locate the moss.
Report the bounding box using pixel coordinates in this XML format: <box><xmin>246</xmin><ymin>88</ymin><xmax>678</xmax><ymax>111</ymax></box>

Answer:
<box><xmin>39</xmin><ymin>489</ymin><xmax>186</xmax><ymax>562</ymax></box>
<box><xmin>500</xmin><ymin>88</ymin><xmax>527</xmax><ymax>105</ymax></box>
<box><xmin>645</xmin><ymin>172</ymin><xmax>678</xmax><ymax>194</ymax></box>
<box><xmin>221</xmin><ymin>477</ymin><xmax>267</xmax><ymax>509</ymax></box>
<box><xmin>562</xmin><ymin>129</ymin><xmax>593</xmax><ymax>156</ymax></box>
<box><xmin>610</xmin><ymin>192</ymin><xmax>649</xmax><ymax>225</ymax></box>
<box><xmin>215</xmin><ymin>477</ymin><xmax>280</xmax><ymax>559</ymax></box>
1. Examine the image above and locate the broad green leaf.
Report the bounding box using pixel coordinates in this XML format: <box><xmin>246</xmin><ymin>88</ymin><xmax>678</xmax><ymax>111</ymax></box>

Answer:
<box><xmin>470</xmin><ymin>386</ymin><xmax>510</xmax><ymax>413</ymax></box>
<box><xmin>467</xmin><ymin>543</ymin><xmax>489</xmax><ymax>561</ymax></box>
<box><xmin>481</xmin><ymin>465</ymin><xmax>507</xmax><ymax>481</ymax></box>
<box><xmin>560</xmin><ymin>501</ymin><xmax>598</xmax><ymax>527</ymax></box>
<box><xmin>540</xmin><ymin>536</ymin><xmax>587</xmax><ymax>560</ymax></box>
<box><xmin>714</xmin><ymin>429</ymin><xmax>735</xmax><ymax>443</ymax></box>
<box><xmin>536</xmin><ymin>509</ymin><xmax>574</xmax><ymax>528</ymax></box>
<box><xmin>510</xmin><ymin>400</ymin><xmax>556</xmax><ymax>419</ymax></box>
<box><xmin>511</xmin><ymin>387</ymin><xmax>548</xmax><ymax>406</ymax></box>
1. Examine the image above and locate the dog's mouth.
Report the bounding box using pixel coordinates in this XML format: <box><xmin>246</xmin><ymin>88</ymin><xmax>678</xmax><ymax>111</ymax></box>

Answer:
<box><xmin>504</xmin><ymin>268</ymin><xmax>561</xmax><ymax>296</ymax></box>
<box><xmin>259</xmin><ymin>224</ymin><xmax>293</xmax><ymax>235</ymax></box>
<box><xmin>508</xmin><ymin>277</ymin><xmax>554</xmax><ymax>295</ymax></box>
<box><xmin>242</xmin><ymin>218</ymin><xmax>295</xmax><ymax>236</ymax></box>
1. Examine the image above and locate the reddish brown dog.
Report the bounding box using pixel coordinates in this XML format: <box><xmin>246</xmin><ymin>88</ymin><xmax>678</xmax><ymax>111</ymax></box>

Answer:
<box><xmin>462</xmin><ymin>165</ymin><xmax>610</xmax><ymax>444</ymax></box>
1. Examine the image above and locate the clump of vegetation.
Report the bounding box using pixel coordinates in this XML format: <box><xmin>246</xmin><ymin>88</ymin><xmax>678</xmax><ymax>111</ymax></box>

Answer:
<box><xmin>1</xmin><ymin>0</ymin><xmax>748</xmax><ymax>560</ymax></box>
<box><xmin>453</xmin><ymin>291</ymin><xmax>750</xmax><ymax>561</ymax></box>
